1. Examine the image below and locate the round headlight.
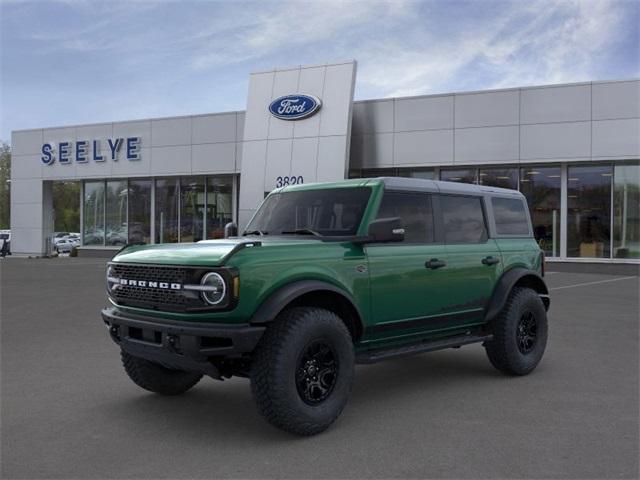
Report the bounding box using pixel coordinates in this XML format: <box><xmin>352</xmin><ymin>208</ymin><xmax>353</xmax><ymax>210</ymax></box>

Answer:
<box><xmin>106</xmin><ymin>265</ymin><xmax>116</xmax><ymax>293</ymax></box>
<box><xmin>200</xmin><ymin>272</ymin><xmax>226</xmax><ymax>305</ymax></box>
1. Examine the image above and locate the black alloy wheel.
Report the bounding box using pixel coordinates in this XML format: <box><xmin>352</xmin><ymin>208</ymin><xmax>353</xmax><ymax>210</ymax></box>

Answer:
<box><xmin>516</xmin><ymin>311</ymin><xmax>538</xmax><ymax>354</ymax></box>
<box><xmin>296</xmin><ymin>339</ymin><xmax>338</xmax><ymax>405</ymax></box>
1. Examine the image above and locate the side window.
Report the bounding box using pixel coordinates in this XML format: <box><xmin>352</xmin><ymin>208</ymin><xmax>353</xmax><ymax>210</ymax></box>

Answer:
<box><xmin>440</xmin><ymin>195</ymin><xmax>487</xmax><ymax>243</ymax></box>
<box><xmin>492</xmin><ymin>197</ymin><xmax>530</xmax><ymax>235</ymax></box>
<box><xmin>376</xmin><ymin>191</ymin><xmax>434</xmax><ymax>243</ymax></box>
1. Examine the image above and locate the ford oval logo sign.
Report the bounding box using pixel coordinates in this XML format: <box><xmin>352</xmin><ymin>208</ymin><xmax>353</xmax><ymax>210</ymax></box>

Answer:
<box><xmin>269</xmin><ymin>94</ymin><xmax>322</xmax><ymax>120</ymax></box>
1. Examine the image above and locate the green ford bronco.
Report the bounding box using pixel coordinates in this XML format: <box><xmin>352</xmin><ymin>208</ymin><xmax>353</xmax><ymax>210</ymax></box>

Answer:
<box><xmin>102</xmin><ymin>177</ymin><xmax>550</xmax><ymax>435</ymax></box>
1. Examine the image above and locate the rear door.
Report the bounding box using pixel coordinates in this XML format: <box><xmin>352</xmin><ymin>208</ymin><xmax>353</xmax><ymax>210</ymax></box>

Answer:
<box><xmin>439</xmin><ymin>194</ymin><xmax>502</xmax><ymax>325</ymax></box>
<box><xmin>365</xmin><ymin>190</ymin><xmax>451</xmax><ymax>342</ymax></box>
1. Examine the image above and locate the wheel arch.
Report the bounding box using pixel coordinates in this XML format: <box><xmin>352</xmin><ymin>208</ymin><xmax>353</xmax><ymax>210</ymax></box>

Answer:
<box><xmin>250</xmin><ymin>280</ymin><xmax>365</xmax><ymax>342</ymax></box>
<box><xmin>485</xmin><ymin>268</ymin><xmax>550</xmax><ymax>322</ymax></box>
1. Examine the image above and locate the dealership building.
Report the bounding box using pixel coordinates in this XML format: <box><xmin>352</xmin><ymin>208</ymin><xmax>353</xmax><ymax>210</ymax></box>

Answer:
<box><xmin>10</xmin><ymin>60</ymin><xmax>640</xmax><ymax>264</ymax></box>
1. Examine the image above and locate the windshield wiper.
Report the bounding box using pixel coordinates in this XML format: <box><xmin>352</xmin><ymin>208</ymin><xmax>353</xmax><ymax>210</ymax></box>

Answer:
<box><xmin>281</xmin><ymin>228</ymin><xmax>322</xmax><ymax>237</ymax></box>
<box><xmin>242</xmin><ymin>230</ymin><xmax>267</xmax><ymax>236</ymax></box>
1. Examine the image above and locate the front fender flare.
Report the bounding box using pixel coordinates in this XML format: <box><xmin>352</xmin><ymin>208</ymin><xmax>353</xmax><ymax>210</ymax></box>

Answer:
<box><xmin>249</xmin><ymin>280</ymin><xmax>364</xmax><ymax>329</ymax></box>
<box><xmin>485</xmin><ymin>268</ymin><xmax>549</xmax><ymax>322</ymax></box>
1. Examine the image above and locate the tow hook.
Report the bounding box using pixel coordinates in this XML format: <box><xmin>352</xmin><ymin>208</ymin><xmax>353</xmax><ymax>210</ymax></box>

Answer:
<box><xmin>166</xmin><ymin>334</ymin><xmax>179</xmax><ymax>353</ymax></box>
<box><xmin>108</xmin><ymin>324</ymin><xmax>120</xmax><ymax>342</ymax></box>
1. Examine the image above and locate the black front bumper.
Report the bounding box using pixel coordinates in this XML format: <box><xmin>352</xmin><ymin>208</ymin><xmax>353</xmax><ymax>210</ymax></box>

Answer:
<box><xmin>102</xmin><ymin>307</ymin><xmax>265</xmax><ymax>378</ymax></box>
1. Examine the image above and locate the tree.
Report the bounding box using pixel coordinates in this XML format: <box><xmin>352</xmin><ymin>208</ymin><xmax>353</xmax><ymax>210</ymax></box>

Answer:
<box><xmin>53</xmin><ymin>181</ymin><xmax>80</xmax><ymax>232</ymax></box>
<box><xmin>0</xmin><ymin>142</ymin><xmax>10</xmax><ymax>229</ymax></box>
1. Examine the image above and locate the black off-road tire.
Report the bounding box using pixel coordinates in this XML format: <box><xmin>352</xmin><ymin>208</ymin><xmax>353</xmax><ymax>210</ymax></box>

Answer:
<box><xmin>485</xmin><ymin>287</ymin><xmax>548</xmax><ymax>375</ymax></box>
<box><xmin>121</xmin><ymin>350</ymin><xmax>203</xmax><ymax>395</ymax></box>
<box><xmin>250</xmin><ymin>307</ymin><xmax>355</xmax><ymax>436</ymax></box>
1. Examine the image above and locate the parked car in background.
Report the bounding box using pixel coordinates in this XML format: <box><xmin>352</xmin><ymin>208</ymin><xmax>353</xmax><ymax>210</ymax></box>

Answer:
<box><xmin>54</xmin><ymin>237</ymin><xmax>80</xmax><ymax>254</ymax></box>
<box><xmin>0</xmin><ymin>230</ymin><xmax>10</xmax><ymax>256</ymax></box>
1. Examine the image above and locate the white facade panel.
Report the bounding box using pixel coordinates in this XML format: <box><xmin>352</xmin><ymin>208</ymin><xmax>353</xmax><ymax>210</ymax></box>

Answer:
<box><xmin>238</xmin><ymin>140</ymin><xmax>267</xmax><ymax>211</ymax></box>
<box><xmin>455</xmin><ymin>90</ymin><xmax>519</xmax><ymax>128</ymax></box>
<box><xmin>293</xmin><ymin>67</ymin><xmax>324</xmax><ymax>138</ymax></box>
<box><xmin>455</xmin><ymin>125</ymin><xmax>519</xmax><ymax>163</ymax></box>
<box><xmin>264</xmin><ymin>139</ymin><xmax>293</xmax><ymax>191</ymax></box>
<box><xmin>360</xmin><ymin>133</ymin><xmax>394</xmax><ymax>168</ymax></box>
<box><xmin>319</xmin><ymin>63</ymin><xmax>356</xmax><ymax>137</ymax></box>
<box><xmin>151</xmin><ymin>117</ymin><xmax>191</xmax><ymax>147</ymax></box>
<box><xmin>394</xmin><ymin>129</ymin><xmax>453</xmax><ymax>165</ymax></box>
<box><xmin>316</xmin><ymin>136</ymin><xmax>349</xmax><ymax>182</ymax></box>
<box><xmin>521</xmin><ymin>121</ymin><xmax>591</xmax><ymax>160</ymax></box>
<box><xmin>11</xmin><ymin>129</ymin><xmax>43</xmax><ymax>156</ymax></box>
<box><xmin>9</xmin><ymin>179</ymin><xmax>42</xmax><ymax>204</ymax></box>
<box><xmin>242</xmin><ymin>71</ymin><xmax>274</xmax><ymax>141</ymax></box>
<box><xmin>291</xmin><ymin>137</ymin><xmax>320</xmax><ymax>183</ymax></box>
<box><xmin>592</xmin><ymin>118</ymin><xmax>640</xmax><ymax>157</ymax></box>
<box><xmin>150</xmin><ymin>145</ymin><xmax>191</xmax><ymax>175</ymax></box>
<box><xmin>11</xmin><ymin>154</ymin><xmax>42</xmax><ymax>180</ymax></box>
<box><xmin>192</xmin><ymin>142</ymin><xmax>236</xmax><ymax>173</ymax></box>
<box><xmin>268</xmin><ymin>68</ymin><xmax>300</xmax><ymax>140</ymax></box>
<box><xmin>110</xmin><ymin>147</ymin><xmax>152</xmax><ymax>177</ymax></box>
<box><xmin>521</xmin><ymin>84</ymin><xmax>591</xmax><ymax>124</ymax></box>
<box><xmin>236</xmin><ymin>113</ymin><xmax>245</xmax><ymax>140</ymax></box>
<box><xmin>394</xmin><ymin>95</ymin><xmax>453</xmax><ymax>131</ymax></box>
<box><xmin>113</xmin><ymin>120</ymin><xmax>152</xmax><ymax>142</ymax></box>
<box><xmin>192</xmin><ymin>113</ymin><xmax>237</xmax><ymax>144</ymax></box>
<box><xmin>352</xmin><ymin>100</ymin><xmax>393</xmax><ymax>134</ymax></box>
<box><xmin>11</xmin><ymin>202</ymin><xmax>43</xmax><ymax>229</ymax></box>
<box><xmin>592</xmin><ymin>81</ymin><xmax>640</xmax><ymax>120</ymax></box>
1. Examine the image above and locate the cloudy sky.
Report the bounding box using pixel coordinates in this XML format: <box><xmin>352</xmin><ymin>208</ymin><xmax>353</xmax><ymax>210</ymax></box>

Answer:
<box><xmin>1</xmin><ymin>0</ymin><xmax>638</xmax><ymax>141</ymax></box>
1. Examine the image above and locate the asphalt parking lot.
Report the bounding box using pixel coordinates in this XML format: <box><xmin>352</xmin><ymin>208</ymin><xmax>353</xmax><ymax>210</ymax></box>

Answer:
<box><xmin>1</xmin><ymin>258</ymin><xmax>638</xmax><ymax>479</ymax></box>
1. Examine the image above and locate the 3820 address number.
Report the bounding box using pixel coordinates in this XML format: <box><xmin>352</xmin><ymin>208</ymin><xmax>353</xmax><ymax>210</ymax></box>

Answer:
<box><xmin>276</xmin><ymin>176</ymin><xmax>304</xmax><ymax>187</ymax></box>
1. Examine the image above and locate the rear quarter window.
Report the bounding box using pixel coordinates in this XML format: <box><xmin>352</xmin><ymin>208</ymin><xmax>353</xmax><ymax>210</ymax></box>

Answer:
<box><xmin>492</xmin><ymin>197</ymin><xmax>530</xmax><ymax>235</ymax></box>
<box><xmin>440</xmin><ymin>195</ymin><xmax>487</xmax><ymax>243</ymax></box>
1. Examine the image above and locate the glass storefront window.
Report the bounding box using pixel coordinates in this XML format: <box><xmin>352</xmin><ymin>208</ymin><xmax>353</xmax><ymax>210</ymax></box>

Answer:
<box><xmin>398</xmin><ymin>168</ymin><xmax>434</xmax><ymax>179</ymax></box>
<box><xmin>128</xmin><ymin>180</ymin><xmax>151</xmax><ymax>244</ymax></box>
<box><xmin>440</xmin><ymin>168</ymin><xmax>477</xmax><ymax>184</ymax></box>
<box><xmin>180</xmin><ymin>177</ymin><xmax>205</xmax><ymax>243</ymax></box>
<box><xmin>519</xmin><ymin>167</ymin><xmax>561</xmax><ymax>257</ymax></box>
<box><xmin>567</xmin><ymin>165</ymin><xmax>612</xmax><ymax>258</ymax></box>
<box><xmin>83</xmin><ymin>181</ymin><xmax>105</xmax><ymax>246</ymax></box>
<box><xmin>155</xmin><ymin>178</ymin><xmax>179</xmax><ymax>243</ymax></box>
<box><xmin>105</xmin><ymin>180</ymin><xmax>128</xmax><ymax>246</ymax></box>
<box><xmin>479</xmin><ymin>167</ymin><xmax>518</xmax><ymax>189</ymax></box>
<box><xmin>207</xmin><ymin>176</ymin><xmax>233</xmax><ymax>239</ymax></box>
<box><xmin>613</xmin><ymin>163</ymin><xmax>640</xmax><ymax>259</ymax></box>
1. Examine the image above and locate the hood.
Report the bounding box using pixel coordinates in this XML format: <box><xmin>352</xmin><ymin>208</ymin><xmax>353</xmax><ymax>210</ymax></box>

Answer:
<box><xmin>112</xmin><ymin>237</ymin><xmax>322</xmax><ymax>267</ymax></box>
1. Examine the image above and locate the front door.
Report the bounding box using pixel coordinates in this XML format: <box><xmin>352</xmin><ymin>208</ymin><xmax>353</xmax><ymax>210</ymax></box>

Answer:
<box><xmin>365</xmin><ymin>190</ymin><xmax>451</xmax><ymax>344</ymax></box>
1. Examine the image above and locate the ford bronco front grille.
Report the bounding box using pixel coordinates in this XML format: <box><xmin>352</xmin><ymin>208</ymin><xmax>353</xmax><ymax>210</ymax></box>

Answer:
<box><xmin>108</xmin><ymin>263</ymin><xmax>209</xmax><ymax>312</ymax></box>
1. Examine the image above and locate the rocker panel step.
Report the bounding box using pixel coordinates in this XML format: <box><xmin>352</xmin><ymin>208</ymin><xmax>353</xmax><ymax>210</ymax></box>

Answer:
<box><xmin>356</xmin><ymin>333</ymin><xmax>493</xmax><ymax>364</ymax></box>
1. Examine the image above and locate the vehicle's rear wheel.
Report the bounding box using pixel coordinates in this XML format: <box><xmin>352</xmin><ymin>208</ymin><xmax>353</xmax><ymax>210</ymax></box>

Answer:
<box><xmin>484</xmin><ymin>287</ymin><xmax>548</xmax><ymax>375</ymax></box>
<box><xmin>121</xmin><ymin>350</ymin><xmax>202</xmax><ymax>395</ymax></box>
<box><xmin>250</xmin><ymin>307</ymin><xmax>355</xmax><ymax>436</ymax></box>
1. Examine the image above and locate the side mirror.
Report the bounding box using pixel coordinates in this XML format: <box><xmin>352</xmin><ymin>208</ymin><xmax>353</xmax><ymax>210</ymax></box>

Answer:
<box><xmin>224</xmin><ymin>222</ymin><xmax>238</xmax><ymax>238</ymax></box>
<box><xmin>366</xmin><ymin>217</ymin><xmax>405</xmax><ymax>243</ymax></box>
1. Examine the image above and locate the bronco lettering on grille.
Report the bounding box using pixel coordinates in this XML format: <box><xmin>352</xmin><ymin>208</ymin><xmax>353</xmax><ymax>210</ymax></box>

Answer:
<box><xmin>118</xmin><ymin>278</ymin><xmax>182</xmax><ymax>290</ymax></box>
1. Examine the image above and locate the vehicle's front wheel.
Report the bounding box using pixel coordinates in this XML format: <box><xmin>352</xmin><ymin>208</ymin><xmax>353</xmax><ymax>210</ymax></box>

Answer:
<box><xmin>485</xmin><ymin>287</ymin><xmax>548</xmax><ymax>375</ymax></box>
<box><xmin>250</xmin><ymin>307</ymin><xmax>355</xmax><ymax>436</ymax></box>
<box><xmin>121</xmin><ymin>350</ymin><xmax>202</xmax><ymax>395</ymax></box>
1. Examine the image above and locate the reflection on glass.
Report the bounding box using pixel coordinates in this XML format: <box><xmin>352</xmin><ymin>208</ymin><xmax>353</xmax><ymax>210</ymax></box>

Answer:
<box><xmin>83</xmin><ymin>181</ymin><xmax>105</xmax><ymax>246</ymax></box>
<box><xmin>479</xmin><ymin>167</ymin><xmax>518</xmax><ymax>189</ymax></box>
<box><xmin>440</xmin><ymin>168</ymin><xmax>477</xmax><ymax>184</ymax></box>
<box><xmin>207</xmin><ymin>176</ymin><xmax>233</xmax><ymax>239</ymax></box>
<box><xmin>398</xmin><ymin>168</ymin><xmax>434</xmax><ymax>179</ymax></box>
<box><xmin>155</xmin><ymin>178</ymin><xmax>179</xmax><ymax>243</ymax></box>
<box><xmin>105</xmin><ymin>180</ymin><xmax>128</xmax><ymax>246</ymax></box>
<box><xmin>519</xmin><ymin>167</ymin><xmax>561</xmax><ymax>257</ymax></box>
<box><xmin>180</xmin><ymin>177</ymin><xmax>205</xmax><ymax>243</ymax></box>
<box><xmin>128</xmin><ymin>180</ymin><xmax>151</xmax><ymax>243</ymax></box>
<box><xmin>360</xmin><ymin>168</ymin><xmax>396</xmax><ymax>178</ymax></box>
<box><xmin>567</xmin><ymin>165</ymin><xmax>612</xmax><ymax>258</ymax></box>
<box><xmin>613</xmin><ymin>163</ymin><xmax>640</xmax><ymax>259</ymax></box>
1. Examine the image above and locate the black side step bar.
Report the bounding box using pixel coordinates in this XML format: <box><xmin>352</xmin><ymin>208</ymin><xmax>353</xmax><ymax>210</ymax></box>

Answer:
<box><xmin>356</xmin><ymin>333</ymin><xmax>493</xmax><ymax>364</ymax></box>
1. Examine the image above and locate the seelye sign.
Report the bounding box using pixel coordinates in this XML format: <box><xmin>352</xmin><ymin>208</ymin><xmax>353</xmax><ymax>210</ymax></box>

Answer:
<box><xmin>268</xmin><ymin>94</ymin><xmax>321</xmax><ymax>120</ymax></box>
<box><xmin>41</xmin><ymin>137</ymin><xmax>141</xmax><ymax>165</ymax></box>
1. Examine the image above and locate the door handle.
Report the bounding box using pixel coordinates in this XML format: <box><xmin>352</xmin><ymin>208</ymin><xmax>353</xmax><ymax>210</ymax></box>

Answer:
<box><xmin>425</xmin><ymin>258</ymin><xmax>446</xmax><ymax>269</ymax></box>
<box><xmin>482</xmin><ymin>256</ymin><xmax>500</xmax><ymax>266</ymax></box>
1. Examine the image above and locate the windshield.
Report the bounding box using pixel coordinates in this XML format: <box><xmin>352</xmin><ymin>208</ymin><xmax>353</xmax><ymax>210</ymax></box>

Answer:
<box><xmin>245</xmin><ymin>187</ymin><xmax>371</xmax><ymax>237</ymax></box>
